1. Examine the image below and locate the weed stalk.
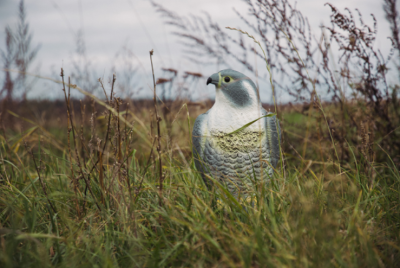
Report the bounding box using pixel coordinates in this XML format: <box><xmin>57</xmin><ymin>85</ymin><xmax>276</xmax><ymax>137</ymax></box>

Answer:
<box><xmin>149</xmin><ymin>49</ymin><xmax>163</xmax><ymax>210</ymax></box>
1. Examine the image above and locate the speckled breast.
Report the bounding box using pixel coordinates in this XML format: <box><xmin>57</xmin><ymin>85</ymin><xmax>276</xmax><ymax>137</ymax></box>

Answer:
<box><xmin>202</xmin><ymin>130</ymin><xmax>273</xmax><ymax>196</ymax></box>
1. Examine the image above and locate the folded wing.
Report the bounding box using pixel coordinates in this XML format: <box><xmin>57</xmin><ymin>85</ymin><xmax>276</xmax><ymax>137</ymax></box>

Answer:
<box><xmin>263</xmin><ymin>109</ymin><xmax>281</xmax><ymax>169</ymax></box>
<box><xmin>192</xmin><ymin>111</ymin><xmax>209</xmax><ymax>175</ymax></box>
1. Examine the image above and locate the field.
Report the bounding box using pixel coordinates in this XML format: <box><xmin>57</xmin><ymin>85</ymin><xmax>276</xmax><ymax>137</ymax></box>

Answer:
<box><xmin>0</xmin><ymin>89</ymin><xmax>399</xmax><ymax>267</ymax></box>
<box><xmin>1</xmin><ymin>0</ymin><xmax>400</xmax><ymax>266</ymax></box>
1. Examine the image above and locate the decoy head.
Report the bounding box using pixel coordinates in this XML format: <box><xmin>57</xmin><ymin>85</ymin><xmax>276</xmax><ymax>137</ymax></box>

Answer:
<box><xmin>206</xmin><ymin>69</ymin><xmax>259</xmax><ymax>107</ymax></box>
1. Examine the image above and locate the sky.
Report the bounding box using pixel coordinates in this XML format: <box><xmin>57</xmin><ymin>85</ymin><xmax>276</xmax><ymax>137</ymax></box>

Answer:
<box><xmin>0</xmin><ymin>0</ymin><xmax>397</xmax><ymax>103</ymax></box>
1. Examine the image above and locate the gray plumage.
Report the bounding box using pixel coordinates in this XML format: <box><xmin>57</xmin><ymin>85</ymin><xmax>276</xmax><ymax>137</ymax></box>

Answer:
<box><xmin>192</xmin><ymin>69</ymin><xmax>281</xmax><ymax>198</ymax></box>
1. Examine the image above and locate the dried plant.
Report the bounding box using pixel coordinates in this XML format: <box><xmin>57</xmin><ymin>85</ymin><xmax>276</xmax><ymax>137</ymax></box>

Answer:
<box><xmin>0</xmin><ymin>0</ymin><xmax>39</xmax><ymax>127</ymax></box>
<box><xmin>149</xmin><ymin>50</ymin><xmax>164</xmax><ymax>208</ymax></box>
<box><xmin>153</xmin><ymin>0</ymin><xmax>400</xmax><ymax>165</ymax></box>
<box><xmin>383</xmin><ymin>0</ymin><xmax>400</xmax><ymax>74</ymax></box>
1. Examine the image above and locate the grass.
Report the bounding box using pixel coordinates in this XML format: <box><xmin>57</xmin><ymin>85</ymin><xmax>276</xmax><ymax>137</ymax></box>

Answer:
<box><xmin>2</xmin><ymin>1</ymin><xmax>399</xmax><ymax>265</ymax></box>
<box><xmin>0</xmin><ymin>96</ymin><xmax>399</xmax><ymax>267</ymax></box>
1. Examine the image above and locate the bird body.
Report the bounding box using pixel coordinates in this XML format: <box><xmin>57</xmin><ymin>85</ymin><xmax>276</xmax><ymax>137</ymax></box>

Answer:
<box><xmin>192</xmin><ymin>69</ymin><xmax>281</xmax><ymax>198</ymax></box>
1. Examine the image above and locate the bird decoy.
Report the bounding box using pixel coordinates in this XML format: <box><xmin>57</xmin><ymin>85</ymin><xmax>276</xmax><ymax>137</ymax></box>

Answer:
<box><xmin>192</xmin><ymin>69</ymin><xmax>281</xmax><ymax>199</ymax></box>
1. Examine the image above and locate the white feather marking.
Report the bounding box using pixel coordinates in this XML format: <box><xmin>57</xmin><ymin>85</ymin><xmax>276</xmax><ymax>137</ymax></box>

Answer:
<box><xmin>208</xmin><ymin>80</ymin><xmax>265</xmax><ymax>133</ymax></box>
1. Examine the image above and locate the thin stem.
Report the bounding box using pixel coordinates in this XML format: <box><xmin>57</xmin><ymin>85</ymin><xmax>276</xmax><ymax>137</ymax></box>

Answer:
<box><xmin>98</xmin><ymin>74</ymin><xmax>116</xmax><ymax>204</ymax></box>
<box><xmin>60</xmin><ymin>68</ymin><xmax>80</xmax><ymax>217</ymax></box>
<box><xmin>149</xmin><ymin>49</ymin><xmax>163</xmax><ymax>209</ymax></box>
<box><xmin>25</xmin><ymin>142</ymin><xmax>57</xmax><ymax>214</ymax></box>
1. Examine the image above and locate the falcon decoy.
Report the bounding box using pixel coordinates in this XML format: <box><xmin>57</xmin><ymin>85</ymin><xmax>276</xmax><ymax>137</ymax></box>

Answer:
<box><xmin>192</xmin><ymin>69</ymin><xmax>281</xmax><ymax>199</ymax></box>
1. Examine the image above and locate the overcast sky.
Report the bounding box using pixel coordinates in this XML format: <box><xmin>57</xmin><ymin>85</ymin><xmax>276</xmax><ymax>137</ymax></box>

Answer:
<box><xmin>0</xmin><ymin>0</ymin><xmax>396</xmax><ymax>102</ymax></box>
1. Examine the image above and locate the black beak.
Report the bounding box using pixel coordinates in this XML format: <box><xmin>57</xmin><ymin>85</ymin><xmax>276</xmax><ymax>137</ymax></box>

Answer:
<box><xmin>206</xmin><ymin>77</ymin><xmax>212</xmax><ymax>85</ymax></box>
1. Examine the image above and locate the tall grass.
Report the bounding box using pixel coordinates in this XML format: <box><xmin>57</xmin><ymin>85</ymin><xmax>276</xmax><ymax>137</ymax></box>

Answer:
<box><xmin>0</xmin><ymin>89</ymin><xmax>399</xmax><ymax>267</ymax></box>
<box><xmin>0</xmin><ymin>1</ymin><xmax>399</xmax><ymax>264</ymax></box>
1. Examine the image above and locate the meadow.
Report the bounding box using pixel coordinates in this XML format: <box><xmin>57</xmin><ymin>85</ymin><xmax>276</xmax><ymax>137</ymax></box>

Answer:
<box><xmin>0</xmin><ymin>79</ymin><xmax>399</xmax><ymax>267</ymax></box>
<box><xmin>1</xmin><ymin>0</ymin><xmax>400</xmax><ymax>267</ymax></box>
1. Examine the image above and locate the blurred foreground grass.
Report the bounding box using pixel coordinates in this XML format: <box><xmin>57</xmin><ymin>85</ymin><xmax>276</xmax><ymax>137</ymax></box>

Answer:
<box><xmin>0</xmin><ymin>99</ymin><xmax>399</xmax><ymax>267</ymax></box>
